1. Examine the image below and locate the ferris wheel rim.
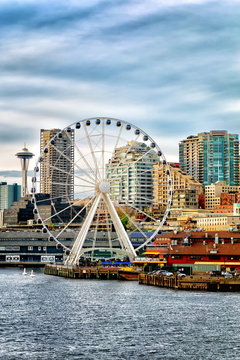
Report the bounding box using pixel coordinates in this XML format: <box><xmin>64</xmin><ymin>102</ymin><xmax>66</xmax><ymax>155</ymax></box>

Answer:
<box><xmin>31</xmin><ymin>117</ymin><xmax>173</xmax><ymax>260</ymax></box>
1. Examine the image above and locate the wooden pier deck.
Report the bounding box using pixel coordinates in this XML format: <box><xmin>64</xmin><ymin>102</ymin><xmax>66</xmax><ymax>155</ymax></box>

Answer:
<box><xmin>139</xmin><ymin>274</ymin><xmax>240</xmax><ymax>292</ymax></box>
<box><xmin>44</xmin><ymin>264</ymin><xmax>120</xmax><ymax>280</ymax></box>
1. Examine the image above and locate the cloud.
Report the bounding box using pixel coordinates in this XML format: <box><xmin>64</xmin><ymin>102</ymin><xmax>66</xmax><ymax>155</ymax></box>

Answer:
<box><xmin>0</xmin><ymin>0</ymin><xmax>240</xmax><ymax>171</ymax></box>
<box><xmin>0</xmin><ymin>123</ymin><xmax>36</xmax><ymax>144</ymax></box>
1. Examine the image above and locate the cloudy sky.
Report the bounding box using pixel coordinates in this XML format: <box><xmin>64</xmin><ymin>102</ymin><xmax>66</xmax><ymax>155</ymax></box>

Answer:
<box><xmin>0</xmin><ymin>0</ymin><xmax>240</xmax><ymax>184</ymax></box>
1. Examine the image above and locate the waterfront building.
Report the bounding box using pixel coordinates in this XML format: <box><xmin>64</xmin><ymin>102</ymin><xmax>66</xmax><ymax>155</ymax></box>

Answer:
<box><xmin>0</xmin><ymin>230</ymin><xmax>146</xmax><ymax>266</ymax></box>
<box><xmin>179</xmin><ymin>130</ymin><xmax>239</xmax><ymax>187</ymax></box>
<box><xmin>106</xmin><ymin>141</ymin><xmax>158</xmax><ymax>209</ymax></box>
<box><xmin>155</xmin><ymin>230</ymin><xmax>240</xmax><ymax>273</ymax></box>
<box><xmin>40</xmin><ymin>129</ymin><xmax>74</xmax><ymax>201</ymax></box>
<box><xmin>15</xmin><ymin>146</ymin><xmax>34</xmax><ymax>197</ymax></box>
<box><xmin>205</xmin><ymin>181</ymin><xmax>240</xmax><ymax>210</ymax></box>
<box><xmin>0</xmin><ymin>182</ymin><xmax>21</xmax><ymax>210</ymax></box>
<box><xmin>0</xmin><ymin>231</ymin><xmax>75</xmax><ymax>265</ymax></box>
<box><xmin>153</xmin><ymin>163</ymin><xmax>203</xmax><ymax>208</ymax></box>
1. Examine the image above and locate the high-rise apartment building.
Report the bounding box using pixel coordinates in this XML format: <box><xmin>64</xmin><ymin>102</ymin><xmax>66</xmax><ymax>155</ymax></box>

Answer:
<box><xmin>0</xmin><ymin>182</ymin><xmax>21</xmax><ymax>210</ymax></box>
<box><xmin>153</xmin><ymin>163</ymin><xmax>203</xmax><ymax>207</ymax></box>
<box><xmin>40</xmin><ymin>129</ymin><xmax>74</xmax><ymax>201</ymax></box>
<box><xmin>179</xmin><ymin>136</ymin><xmax>199</xmax><ymax>180</ymax></box>
<box><xmin>179</xmin><ymin>131</ymin><xmax>239</xmax><ymax>187</ymax></box>
<box><xmin>106</xmin><ymin>141</ymin><xmax>158</xmax><ymax>209</ymax></box>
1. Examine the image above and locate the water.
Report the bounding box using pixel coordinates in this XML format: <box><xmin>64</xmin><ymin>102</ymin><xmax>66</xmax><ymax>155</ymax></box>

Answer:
<box><xmin>0</xmin><ymin>268</ymin><xmax>240</xmax><ymax>360</ymax></box>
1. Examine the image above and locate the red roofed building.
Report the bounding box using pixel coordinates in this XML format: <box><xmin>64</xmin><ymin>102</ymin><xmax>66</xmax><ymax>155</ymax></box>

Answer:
<box><xmin>154</xmin><ymin>230</ymin><xmax>240</xmax><ymax>272</ymax></box>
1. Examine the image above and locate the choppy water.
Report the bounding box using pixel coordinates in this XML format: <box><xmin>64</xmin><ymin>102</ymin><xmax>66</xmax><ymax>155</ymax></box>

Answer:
<box><xmin>0</xmin><ymin>268</ymin><xmax>240</xmax><ymax>360</ymax></box>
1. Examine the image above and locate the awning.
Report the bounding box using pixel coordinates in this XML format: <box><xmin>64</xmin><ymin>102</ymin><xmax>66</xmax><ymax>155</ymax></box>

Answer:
<box><xmin>142</xmin><ymin>251</ymin><xmax>164</xmax><ymax>255</ymax></box>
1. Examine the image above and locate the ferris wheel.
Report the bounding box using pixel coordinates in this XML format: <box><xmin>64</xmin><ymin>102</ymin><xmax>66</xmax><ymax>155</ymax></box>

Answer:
<box><xmin>31</xmin><ymin>117</ymin><xmax>172</xmax><ymax>265</ymax></box>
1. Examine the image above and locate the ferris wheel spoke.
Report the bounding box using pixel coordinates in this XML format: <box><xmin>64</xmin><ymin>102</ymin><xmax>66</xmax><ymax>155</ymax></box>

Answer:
<box><xmin>110</xmin><ymin>147</ymin><xmax>155</xmax><ymax>182</ymax></box>
<box><xmin>103</xmin><ymin>202</ymin><xmax>113</xmax><ymax>256</ymax></box>
<box><xmin>34</xmin><ymin>193</ymin><xmax>71</xmax><ymax>204</ymax></box>
<box><xmin>118</xmin><ymin>200</ymin><xmax>158</xmax><ymax>223</ymax></box>
<box><xmin>130</xmin><ymin>194</ymin><xmax>154</xmax><ymax>207</ymax></box>
<box><xmin>105</xmin><ymin>123</ymin><xmax>123</xmax><ymax>180</ymax></box>
<box><xmin>109</xmin><ymin>123</ymin><xmax>123</xmax><ymax>169</ymax></box>
<box><xmin>108</xmin><ymin>167</ymin><xmax>155</xmax><ymax>186</ymax></box>
<box><xmin>42</xmin><ymin>196</ymin><xmax>90</xmax><ymax>223</ymax></box>
<box><xmin>56</xmin><ymin>196</ymin><xmax>95</xmax><ymax>240</ymax></box>
<box><xmin>116</xmin><ymin>204</ymin><xmax>149</xmax><ymax>242</ymax></box>
<box><xmin>137</xmin><ymin>193</ymin><xmax>162</xmax><ymax>204</ymax></box>
<box><xmin>39</xmin><ymin>160</ymin><xmax>95</xmax><ymax>187</ymax></box>
<box><xmin>65</xmin><ymin>131</ymin><xmax>97</xmax><ymax>183</ymax></box>
<box><xmin>102</xmin><ymin>120</ymin><xmax>105</xmax><ymax>179</ymax></box>
<box><xmin>66</xmin><ymin>193</ymin><xmax>102</xmax><ymax>265</ymax></box>
<box><xmin>91</xmin><ymin>211</ymin><xmax>100</xmax><ymax>260</ymax></box>
<box><xmin>102</xmin><ymin>193</ymin><xmax>136</xmax><ymax>259</ymax></box>
<box><xmin>83</xmin><ymin>123</ymin><xmax>101</xmax><ymax>181</ymax></box>
<box><xmin>116</xmin><ymin>212</ymin><xmax>129</xmax><ymax>250</ymax></box>
<box><xmin>35</xmin><ymin>179</ymin><xmax>94</xmax><ymax>189</ymax></box>
<box><xmin>108</xmin><ymin>133</ymin><xmax>141</xmax><ymax>179</ymax></box>
<box><xmin>49</xmin><ymin>162</ymin><xmax>95</xmax><ymax>186</ymax></box>
<box><xmin>50</xmin><ymin>142</ymin><xmax>96</xmax><ymax>184</ymax></box>
<box><xmin>135</xmin><ymin>232</ymin><xmax>159</xmax><ymax>251</ymax></box>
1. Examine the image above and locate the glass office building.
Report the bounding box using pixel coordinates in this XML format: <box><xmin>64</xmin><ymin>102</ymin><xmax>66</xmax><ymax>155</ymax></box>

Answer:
<box><xmin>0</xmin><ymin>182</ymin><xmax>21</xmax><ymax>210</ymax></box>
<box><xmin>179</xmin><ymin>131</ymin><xmax>239</xmax><ymax>187</ymax></box>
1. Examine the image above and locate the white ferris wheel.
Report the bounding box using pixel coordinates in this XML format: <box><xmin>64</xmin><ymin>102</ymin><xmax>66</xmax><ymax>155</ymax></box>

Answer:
<box><xmin>31</xmin><ymin>118</ymin><xmax>172</xmax><ymax>265</ymax></box>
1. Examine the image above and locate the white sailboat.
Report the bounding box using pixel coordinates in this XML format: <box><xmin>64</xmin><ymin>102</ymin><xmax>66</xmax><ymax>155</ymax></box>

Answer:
<box><xmin>22</xmin><ymin>268</ymin><xmax>27</xmax><ymax>276</ymax></box>
<box><xmin>30</xmin><ymin>270</ymin><xmax>35</xmax><ymax>277</ymax></box>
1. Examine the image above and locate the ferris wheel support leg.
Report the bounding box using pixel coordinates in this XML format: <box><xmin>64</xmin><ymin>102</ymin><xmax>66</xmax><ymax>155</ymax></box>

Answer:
<box><xmin>102</xmin><ymin>193</ymin><xmax>136</xmax><ymax>261</ymax></box>
<box><xmin>65</xmin><ymin>194</ymin><xmax>102</xmax><ymax>266</ymax></box>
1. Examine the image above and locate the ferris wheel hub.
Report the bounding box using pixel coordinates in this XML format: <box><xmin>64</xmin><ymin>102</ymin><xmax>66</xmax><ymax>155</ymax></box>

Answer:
<box><xmin>98</xmin><ymin>181</ymin><xmax>110</xmax><ymax>193</ymax></box>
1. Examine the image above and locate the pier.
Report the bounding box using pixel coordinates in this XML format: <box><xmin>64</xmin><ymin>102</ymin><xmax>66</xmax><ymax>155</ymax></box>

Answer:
<box><xmin>45</xmin><ymin>264</ymin><xmax>240</xmax><ymax>291</ymax></box>
<box><xmin>44</xmin><ymin>264</ymin><xmax>121</xmax><ymax>280</ymax></box>
<box><xmin>139</xmin><ymin>273</ymin><xmax>240</xmax><ymax>292</ymax></box>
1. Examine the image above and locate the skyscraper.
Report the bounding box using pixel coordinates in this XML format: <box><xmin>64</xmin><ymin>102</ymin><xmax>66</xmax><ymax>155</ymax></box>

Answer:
<box><xmin>40</xmin><ymin>129</ymin><xmax>74</xmax><ymax>201</ymax></box>
<box><xmin>179</xmin><ymin>131</ymin><xmax>239</xmax><ymax>187</ymax></box>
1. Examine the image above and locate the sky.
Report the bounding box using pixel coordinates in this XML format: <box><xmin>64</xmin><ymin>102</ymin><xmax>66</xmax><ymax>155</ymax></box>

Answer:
<box><xmin>0</xmin><ymin>0</ymin><xmax>240</xmax><ymax>185</ymax></box>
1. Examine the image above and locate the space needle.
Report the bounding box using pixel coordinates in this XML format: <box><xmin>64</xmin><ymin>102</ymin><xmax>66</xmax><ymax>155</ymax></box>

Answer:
<box><xmin>15</xmin><ymin>146</ymin><xmax>34</xmax><ymax>197</ymax></box>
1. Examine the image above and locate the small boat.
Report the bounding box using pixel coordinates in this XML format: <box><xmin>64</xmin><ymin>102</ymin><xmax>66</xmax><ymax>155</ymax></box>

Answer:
<box><xmin>22</xmin><ymin>268</ymin><xmax>27</xmax><ymax>276</ymax></box>
<box><xmin>118</xmin><ymin>266</ymin><xmax>142</xmax><ymax>280</ymax></box>
<box><xmin>30</xmin><ymin>270</ymin><xmax>35</xmax><ymax>277</ymax></box>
